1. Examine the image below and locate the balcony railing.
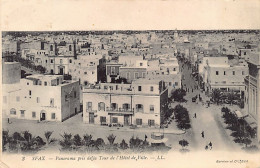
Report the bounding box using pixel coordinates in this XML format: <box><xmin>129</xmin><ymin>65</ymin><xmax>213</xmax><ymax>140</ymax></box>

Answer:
<box><xmin>86</xmin><ymin>109</ymin><xmax>97</xmax><ymax>113</ymax></box>
<box><xmin>106</xmin><ymin>107</ymin><xmax>134</xmax><ymax>114</ymax></box>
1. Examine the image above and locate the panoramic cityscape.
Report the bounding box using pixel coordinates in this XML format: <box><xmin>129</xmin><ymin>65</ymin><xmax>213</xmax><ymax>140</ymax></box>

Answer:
<box><xmin>1</xmin><ymin>30</ymin><xmax>260</xmax><ymax>154</ymax></box>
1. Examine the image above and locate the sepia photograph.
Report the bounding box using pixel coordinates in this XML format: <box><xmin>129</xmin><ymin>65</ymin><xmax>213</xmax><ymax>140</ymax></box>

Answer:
<box><xmin>1</xmin><ymin>0</ymin><xmax>260</xmax><ymax>168</ymax></box>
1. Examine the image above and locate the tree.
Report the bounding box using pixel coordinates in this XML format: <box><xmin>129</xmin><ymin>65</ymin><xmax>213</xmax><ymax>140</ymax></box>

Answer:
<box><xmin>211</xmin><ymin>89</ymin><xmax>222</xmax><ymax>105</ymax></box>
<box><xmin>59</xmin><ymin>133</ymin><xmax>73</xmax><ymax>151</ymax></box>
<box><xmin>73</xmin><ymin>134</ymin><xmax>82</xmax><ymax>147</ymax></box>
<box><xmin>107</xmin><ymin>134</ymin><xmax>116</xmax><ymax>145</ymax></box>
<box><xmin>173</xmin><ymin>105</ymin><xmax>191</xmax><ymax>130</ymax></box>
<box><xmin>171</xmin><ymin>89</ymin><xmax>186</xmax><ymax>102</ymax></box>
<box><xmin>119</xmin><ymin>139</ymin><xmax>129</xmax><ymax>150</ymax></box>
<box><xmin>179</xmin><ymin>139</ymin><xmax>189</xmax><ymax>149</ymax></box>
<box><xmin>44</xmin><ymin>131</ymin><xmax>55</xmax><ymax>145</ymax></box>
<box><xmin>83</xmin><ymin>134</ymin><xmax>93</xmax><ymax>147</ymax></box>
<box><xmin>227</xmin><ymin>91</ymin><xmax>237</xmax><ymax>105</ymax></box>
<box><xmin>2</xmin><ymin>130</ymin><xmax>10</xmax><ymax>151</ymax></box>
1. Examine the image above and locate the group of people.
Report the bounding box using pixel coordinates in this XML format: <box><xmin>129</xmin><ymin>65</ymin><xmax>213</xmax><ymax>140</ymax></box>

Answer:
<box><xmin>201</xmin><ymin>131</ymin><xmax>213</xmax><ymax>150</ymax></box>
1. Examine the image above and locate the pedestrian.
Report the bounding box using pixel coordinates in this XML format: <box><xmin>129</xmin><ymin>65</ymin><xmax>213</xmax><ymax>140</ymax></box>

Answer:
<box><xmin>205</xmin><ymin>145</ymin><xmax>208</xmax><ymax>150</ymax></box>
<box><xmin>194</xmin><ymin>113</ymin><xmax>196</xmax><ymax>118</ymax></box>
<box><xmin>201</xmin><ymin>131</ymin><xmax>204</xmax><ymax>138</ymax></box>
<box><xmin>209</xmin><ymin>141</ymin><xmax>212</xmax><ymax>150</ymax></box>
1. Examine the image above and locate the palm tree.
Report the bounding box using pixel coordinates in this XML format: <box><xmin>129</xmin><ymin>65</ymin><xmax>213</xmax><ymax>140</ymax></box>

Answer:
<box><xmin>211</xmin><ymin>89</ymin><xmax>222</xmax><ymax>105</ymax></box>
<box><xmin>59</xmin><ymin>132</ymin><xmax>73</xmax><ymax>151</ymax></box>
<box><xmin>107</xmin><ymin>134</ymin><xmax>116</xmax><ymax>145</ymax></box>
<box><xmin>44</xmin><ymin>131</ymin><xmax>54</xmax><ymax>145</ymax></box>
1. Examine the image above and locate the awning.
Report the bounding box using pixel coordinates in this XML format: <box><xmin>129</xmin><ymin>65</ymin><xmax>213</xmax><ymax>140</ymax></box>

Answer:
<box><xmin>233</xmin><ymin>110</ymin><xmax>245</xmax><ymax>118</ymax></box>
<box><xmin>244</xmin><ymin>115</ymin><xmax>257</xmax><ymax>128</ymax></box>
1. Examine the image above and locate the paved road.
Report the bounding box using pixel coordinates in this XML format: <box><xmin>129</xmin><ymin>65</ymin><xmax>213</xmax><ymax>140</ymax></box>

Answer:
<box><xmin>179</xmin><ymin>60</ymin><xmax>241</xmax><ymax>151</ymax></box>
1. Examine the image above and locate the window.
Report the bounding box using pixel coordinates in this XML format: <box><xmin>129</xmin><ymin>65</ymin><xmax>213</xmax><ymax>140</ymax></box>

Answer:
<box><xmin>20</xmin><ymin>110</ymin><xmax>25</xmax><ymax>117</ymax></box>
<box><xmin>135</xmin><ymin>72</ymin><xmax>139</xmax><ymax>79</ymax></box>
<box><xmin>27</xmin><ymin>82</ymin><xmax>29</xmax><ymax>85</ymax></box>
<box><xmin>216</xmin><ymin>71</ymin><xmax>219</xmax><ymax>75</ymax></box>
<box><xmin>50</xmin><ymin>98</ymin><xmax>54</xmax><ymax>106</ymax></box>
<box><xmin>233</xmin><ymin>71</ymin><xmax>235</xmax><ymax>75</ymax></box>
<box><xmin>242</xmin><ymin>71</ymin><xmax>244</xmax><ymax>75</ymax></box>
<box><xmin>51</xmin><ymin>113</ymin><xmax>55</xmax><ymax>119</ymax></box>
<box><xmin>111</xmin><ymin>67</ymin><xmax>115</xmax><ymax>75</ymax></box>
<box><xmin>150</xmin><ymin>105</ymin><xmax>154</xmax><ymax>113</ymax></box>
<box><xmin>10</xmin><ymin>108</ymin><xmax>16</xmax><ymax>115</ymax></box>
<box><xmin>142</xmin><ymin>72</ymin><xmax>146</xmax><ymax>78</ymax></box>
<box><xmin>173</xmin><ymin>68</ymin><xmax>176</xmax><ymax>71</ymax></box>
<box><xmin>111</xmin><ymin>103</ymin><xmax>118</xmax><ymax>110</ymax></box>
<box><xmin>69</xmin><ymin>45</ymin><xmax>72</xmax><ymax>51</ymax></box>
<box><xmin>224</xmin><ymin>71</ymin><xmax>226</xmax><ymax>75</ymax></box>
<box><xmin>100</xmin><ymin>116</ymin><xmax>106</xmax><ymax>123</ymax></box>
<box><xmin>148</xmin><ymin>119</ymin><xmax>155</xmax><ymax>126</ymax></box>
<box><xmin>74</xmin><ymin>91</ymin><xmax>77</xmax><ymax>98</ymax></box>
<box><xmin>140</xmin><ymin>63</ymin><xmax>143</xmax><ymax>66</ymax></box>
<box><xmin>126</xmin><ymin>72</ymin><xmax>130</xmax><ymax>79</ymax></box>
<box><xmin>122</xmin><ymin>103</ymin><xmax>130</xmax><ymax>111</ymax></box>
<box><xmin>98</xmin><ymin>102</ymin><xmax>105</xmax><ymax>111</ymax></box>
<box><xmin>32</xmin><ymin>112</ymin><xmax>36</xmax><ymax>118</ymax></box>
<box><xmin>150</xmin><ymin>86</ymin><xmax>154</xmax><ymax>92</ymax></box>
<box><xmin>175</xmin><ymin>82</ymin><xmax>178</xmax><ymax>86</ymax></box>
<box><xmin>51</xmin><ymin>59</ymin><xmax>54</xmax><ymax>63</ymax></box>
<box><xmin>69</xmin><ymin>59</ymin><xmax>72</xmax><ymax>63</ymax></box>
<box><xmin>84</xmin><ymin>72</ymin><xmax>87</xmax><ymax>75</ymax></box>
<box><xmin>112</xmin><ymin>117</ymin><xmax>118</xmax><ymax>123</ymax></box>
<box><xmin>136</xmin><ymin>119</ymin><xmax>142</xmax><ymax>125</ymax></box>
<box><xmin>84</xmin><ymin>81</ymin><xmax>88</xmax><ymax>85</ymax></box>
<box><xmin>29</xmin><ymin>90</ymin><xmax>32</xmax><ymax>96</ymax></box>
<box><xmin>44</xmin><ymin>82</ymin><xmax>47</xmax><ymax>86</ymax></box>
<box><xmin>136</xmin><ymin>104</ymin><xmax>143</xmax><ymax>112</ymax></box>
<box><xmin>50</xmin><ymin>45</ymin><xmax>53</xmax><ymax>51</ymax></box>
<box><xmin>3</xmin><ymin>96</ymin><xmax>7</xmax><ymax>104</ymax></box>
<box><xmin>35</xmin><ymin>97</ymin><xmax>40</xmax><ymax>103</ymax></box>
<box><xmin>92</xmin><ymin>71</ymin><xmax>95</xmax><ymax>74</ymax></box>
<box><xmin>60</xmin><ymin>59</ymin><xmax>63</xmax><ymax>64</ymax></box>
<box><xmin>16</xmin><ymin>96</ymin><xmax>20</xmax><ymax>102</ymax></box>
<box><xmin>46</xmin><ymin>60</ymin><xmax>47</xmax><ymax>63</ymax></box>
<box><xmin>87</xmin><ymin>102</ymin><xmax>92</xmax><ymax>110</ymax></box>
<box><xmin>138</xmin><ymin>86</ymin><xmax>142</xmax><ymax>91</ymax></box>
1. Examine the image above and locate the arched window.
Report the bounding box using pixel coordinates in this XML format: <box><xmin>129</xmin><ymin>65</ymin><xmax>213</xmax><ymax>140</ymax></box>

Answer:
<box><xmin>10</xmin><ymin>108</ymin><xmax>16</xmax><ymax>115</ymax></box>
<box><xmin>50</xmin><ymin>45</ymin><xmax>53</xmax><ymax>51</ymax></box>
<box><xmin>69</xmin><ymin>45</ymin><xmax>72</xmax><ymax>51</ymax></box>
<box><xmin>122</xmin><ymin>103</ymin><xmax>130</xmax><ymax>111</ymax></box>
<box><xmin>98</xmin><ymin>102</ymin><xmax>105</xmax><ymax>111</ymax></box>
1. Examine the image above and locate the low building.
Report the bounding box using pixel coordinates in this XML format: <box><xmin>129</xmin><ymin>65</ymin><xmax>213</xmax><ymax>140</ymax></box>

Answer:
<box><xmin>82</xmin><ymin>78</ymin><xmax>168</xmax><ymax>127</ymax></box>
<box><xmin>2</xmin><ymin>73</ymin><xmax>80</xmax><ymax>122</ymax></box>
<box><xmin>203</xmin><ymin>57</ymin><xmax>248</xmax><ymax>94</ymax></box>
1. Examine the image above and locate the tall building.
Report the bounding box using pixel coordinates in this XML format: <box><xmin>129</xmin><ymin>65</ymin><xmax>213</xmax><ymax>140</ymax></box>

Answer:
<box><xmin>244</xmin><ymin>48</ymin><xmax>260</xmax><ymax>142</ymax></box>
<box><xmin>82</xmin><ymin>78</ymin><xmax>168</xmax><ymax>127</ymax></box>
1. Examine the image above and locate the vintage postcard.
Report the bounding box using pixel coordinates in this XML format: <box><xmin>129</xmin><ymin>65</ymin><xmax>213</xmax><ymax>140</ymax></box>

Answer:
<box><xmin>1</xmin><ymin>0</ymin><xmax>260</xmax><ymax>168</ymax></box>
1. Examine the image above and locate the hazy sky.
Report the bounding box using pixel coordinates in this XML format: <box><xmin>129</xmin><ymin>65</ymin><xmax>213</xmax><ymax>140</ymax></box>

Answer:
<box><xmin>1</xmin><ymin>0</ymin><xmax>260</xmax><ymax>31</ymax></box>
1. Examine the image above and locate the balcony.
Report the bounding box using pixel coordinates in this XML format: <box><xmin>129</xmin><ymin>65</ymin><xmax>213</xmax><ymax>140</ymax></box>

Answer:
<box><xmin>86</xmin><ymin>109</ymin><xmax>97</xmax><ymax>113</ymax></box>
<box><xmin>106</xmin><ymin>107</ymin><xmax>134</xmax><ymax>115</ymax></box>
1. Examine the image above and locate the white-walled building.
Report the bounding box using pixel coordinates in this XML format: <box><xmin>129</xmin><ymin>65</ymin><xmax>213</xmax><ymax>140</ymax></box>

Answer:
<box><xmin>2</xmin><ymin>73</ymin><xmax>80</xmax><ymax>122</ymax></box>
<box><xmin>82</xmin><ymin>79</ymin><xmax>168</xmax><ymax>127</ymax></box>
<box><xmin>244</xmin><ymin>49</ymin><xmax>260</xmax><ymax>142</ymax></box>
